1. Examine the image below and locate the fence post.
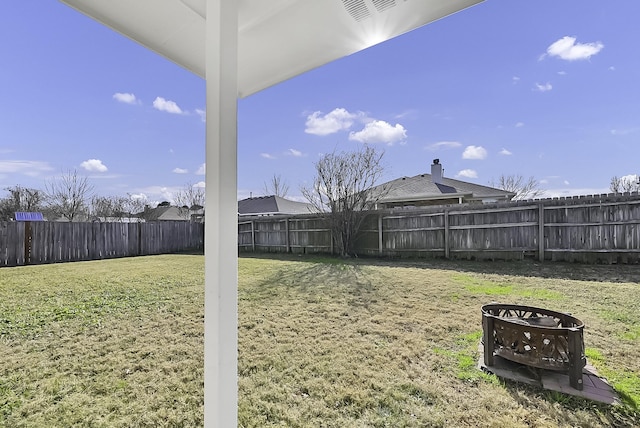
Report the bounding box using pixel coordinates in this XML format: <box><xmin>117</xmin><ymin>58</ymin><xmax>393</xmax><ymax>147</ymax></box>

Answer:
<box><xmin>251</xmin><ymin>221</ymin><xmax>255</xmax><ymax>252</ymax></box>
<box><xmin>444</xmin><ymin>209</ymin><xmax>450</xmax><ymax>259</ymax></box>
<box><xmin>285</xmin><ymin>217</ymin><xmax>290</xmax><ymax>253</ymax></box>
<box><xmin>330</xmin><ymin>229</ymin><xmax>333</xmax><ymax>255</ymax></box>
<box><xmin>378</xmin><ymin>214</ymin><xmax>383</xmax><ymax>256</ymax></box>
<box><xmin>24</xmin><ymin>221</ymin><xmax>32</xmax><ymax>265</ymax></box>
<box><xmin>538</xmin><ymin>203</ymin><xmax>545</xmax><ymax>262</ymax></box>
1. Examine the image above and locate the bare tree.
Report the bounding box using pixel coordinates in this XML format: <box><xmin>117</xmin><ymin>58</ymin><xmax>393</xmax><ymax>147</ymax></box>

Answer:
<box><xmin>173</xmin><ymin>183</ymin><xmax>205</xmax><ymax>208</ymax></box>
<box><xmin>173</xmin><ymin>182</ymin><xmax>206</xmax><ymax>220</ymax></box>
<box><xmin>301</xmin><ymin>145</ymin><xmax>386</xmax><ymax>257</ymax></box>
<box><xmin>124</xmin><ymin>193</ymin><xmax>148</xmax><ymax>220</ymax></box>
<box><xmin>263</xmin><ymin>174</ymin><xmax>290</xmax><ymax>198</ymax></box>
<box><xmin>0</xmin><ymin>186</ymin><xmax>46</xmax><ymax>220</ymax></box>
<box><xmin>173</xmin><ymin>182</ymin><xmax>206</xmax><ymax>209</ymax></box>
<box><xmin>610</xmin><ymin>175</ymin><xmax>640</xmax><ymax>194</ymax></box>
<box><xmin>45</xmin><ymin>169</ymin><xmax>94</xmax><ymax>221</ymax></box>
<box><xmin>489</xmin><ymin>174</ymin><xmax>544</xmax><ymax>201</ymax></box>
<box><xmin>89</xmin><ymin>195</ymin><xmax>131</xmax><ymax>221</ymax></box>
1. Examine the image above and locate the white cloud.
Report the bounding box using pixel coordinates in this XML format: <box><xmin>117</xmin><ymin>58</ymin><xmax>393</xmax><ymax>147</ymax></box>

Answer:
<box><xmin>557</xmin><ymin>71</ymin><xmax>567</xmax><ymax>75</ymax></box>
<box><xmin>286</xmin><ymin>148</ymin><xmax>303</xmax><ymax>157</ymax></box>
<box><xmin>609</xmin><ymin>66</ymin><xmax>616</xmax><ymax>71</ymax></box>
<box><xmin>564</xmin><ymin>180</ymin><xmax>570</xmax><ymax>185</ymax></box>
<box><xmin>153</xmin><ymin>96</ymin><xmax>184</xmax><ymax>114</ymax></box>
<box><xmin>610</xmin><ymin>128</ymin><xmax>638</xmax><ymax>136</ymax></box>
<box><xmin>260</xmin><ymin>153</ymin><xmax>276</xmax><ymax>160</ymax></box>
<box><xmin>193</xmin><ymin>181</ymin><xmax>206</xmax><ymax>188</ymax></box>
<box><xmin>195</xmin><ymin>108</ymin><xmax>206</xmax><ymax>122</ymax></box>
<box><xmin>428</xmin><ymin>141</ymin><xmax>462</xmax><ymax>150</ymax></box>
<box><xmin>512</xmin><ymin>76</ymin><xmax>520</xmax><ymax>84</ymax></box>
<box><xmin>462</xmin><ymin>145</ymin><xmax>487</xmax><ymax>160</ymax></box>
<box><xmin>80</xmin><ymin>159</ymin><xmax>108</xmax><ymax>172</ymax></box>
<box><xmin>135</xmin><ymin>186</ymin><xmax>176</xmax><ymax>203</ymax></box>
<box><xmin>129</xmin><ymin>193</ymin><xmax>148</xmax><ymax>201</ymax></box>
<box><xmin>173</xmin><ymin>167</ymin><xmax>188</xmax><ymax>174</ymax></box>
<box><xmin>620</xmin><ymin>174</ymin><xmax>639</xmax><ymax>185</ymax></box>
<box><xmin>305</xmin><ymin>108</ymin><xmax>408</xmax><ymax>145</ymax></box>
<box><xmin>195</xmin><ymin>163</ymin><xmax>206</xmax><ymax>175</ymax></box>
<box><xmin>113</xmin><ymin>92</ymin><xmax>139</xmax><ymax>104</ymax></box>
<box><xmin>534</xmin><ymin>82</ymin><xmax>553</xmax><ymax>92</ymax></box>
<box><xmin>305</xmin><ymin>108</ymin><xmax>360</xmax><ymax>135</ymax></box>
<box><xmin>394</xmin><ymin>110</ymin><xmax>417</xmax><ymax>119</ymax></box>
<box><xmin>499</xmin><ymin>148</ymin><xmax>512</xmax><ymax>156</ymax></box>
<box><xmin>0</xmin><ymin>160</ymin><xmax>53</xmax><ymax>176</ymax></box>
<box><xmin>456</xmin><ymin>169</ymin><xmax>478</xmax><ymax>179</ymax></box>
<box><xmin>545</xmin><ymin>36</ymin><xmax>604</xmax><ymax>61</ymax></box>
<box><xmin>349</xmin><ymin>120</ymin><xmax>407</xmax><ymax>145</ymax></box>
<box><xmin>515</xmin><ymin>122</ymin><xmax>524</xmax><ymax>128</ymax></box>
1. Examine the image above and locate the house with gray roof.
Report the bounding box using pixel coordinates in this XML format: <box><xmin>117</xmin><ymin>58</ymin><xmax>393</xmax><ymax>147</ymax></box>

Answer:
<box><xmin>238</xmin><ymin>195</ymin><xmax>316</xmax><ymax>217</ymax></box>
<box><xmin>141</xmin><ymin>204</ymin><xmax>190</xmax><ymax>221</ymax></box>
<box><xmin>372</xmin><ymin>159</ymin><xmax>515</xmax><ymax>209</ymax></box>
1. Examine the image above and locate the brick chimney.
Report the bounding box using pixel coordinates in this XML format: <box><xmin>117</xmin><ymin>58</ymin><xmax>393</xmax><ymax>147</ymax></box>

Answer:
<box><xmin>431</xmin><ymin>159</ymin><xmax>443</xmax><ymax>184</ymax></box>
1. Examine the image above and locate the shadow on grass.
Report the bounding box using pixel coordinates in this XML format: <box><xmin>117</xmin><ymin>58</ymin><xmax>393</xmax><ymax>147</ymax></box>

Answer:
<box><xmin>500</xmin><ymin>379</ymin><xmax>640</xmax><ymax>428</ymax></box>
<box><xmin>242</xmin><ymin>254</ymin><xmax>379</xmax><ymax>310</ymax></box>
<box><xmin>239</xmin><ymin>252</ymin><xmax>640</xmax><ymax>284</ymax></box>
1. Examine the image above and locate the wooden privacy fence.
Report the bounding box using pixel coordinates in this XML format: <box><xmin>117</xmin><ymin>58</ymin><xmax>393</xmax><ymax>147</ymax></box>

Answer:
<box><xmin>0</xmin><ymin>221</ymin><xmax>204</xmax><ymax>267</ymax></box>
<box><xmin>239</xmin><ymin>193</ymin><xmax>640</xmax><ymax>264</ymax></box>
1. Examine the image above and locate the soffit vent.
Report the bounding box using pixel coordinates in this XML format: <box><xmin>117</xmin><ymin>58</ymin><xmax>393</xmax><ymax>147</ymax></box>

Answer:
<box><xmin>342</xmin><ymin>0</ymin><xmax>371</xmax><ymax>22</ymax></box>
<box><xmin>371</xmin><ymin>0</ymin><xmax>396</xmax><ymax>13</ymax></box>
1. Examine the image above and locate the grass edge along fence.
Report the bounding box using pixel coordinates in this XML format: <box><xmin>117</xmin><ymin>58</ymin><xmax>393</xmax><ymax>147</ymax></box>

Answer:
<box><xmin>238</xmin><ymin>192</ymin><xmax>640</xmax><ymax>264</ymax></box>
<box><xmin>0</xmin><ymin>221</ymin><xmax>204</xmax><ymax>267</ymax></box>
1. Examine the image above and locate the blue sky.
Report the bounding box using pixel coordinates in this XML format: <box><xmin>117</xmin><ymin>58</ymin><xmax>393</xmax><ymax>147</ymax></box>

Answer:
<box><xmin>1</xmin><ymin>1</ymin><xmax>639</xmax><ymax>205</ymax></box>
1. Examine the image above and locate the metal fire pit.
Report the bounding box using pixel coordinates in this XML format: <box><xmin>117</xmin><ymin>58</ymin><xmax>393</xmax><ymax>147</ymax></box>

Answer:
<box><xmin>481</xmin><ymin>303</ymin><xmax>586</xmax><ymax>390</ymax></box>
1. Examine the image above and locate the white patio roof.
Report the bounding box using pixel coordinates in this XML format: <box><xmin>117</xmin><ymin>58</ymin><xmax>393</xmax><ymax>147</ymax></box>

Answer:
<box><xmin>61</xmin><ymin>0</ymin><xmax>481</xmax><ymax>97</ymax></box>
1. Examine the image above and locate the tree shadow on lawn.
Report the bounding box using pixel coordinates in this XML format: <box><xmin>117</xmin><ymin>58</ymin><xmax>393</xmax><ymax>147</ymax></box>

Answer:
<box><xmin>500</xmin><ymin>378</ymin><xmax>640</xmax><ymax>428</ymax></box>
<box><xmin>242</xmin><ymin>254</ymin><xmax>379</xmax><ymax>310</ymax></box>
<box><xmin>240</xmin><ymin>252</ymin><xmax>640</xmax><ymax>284</ymax></box>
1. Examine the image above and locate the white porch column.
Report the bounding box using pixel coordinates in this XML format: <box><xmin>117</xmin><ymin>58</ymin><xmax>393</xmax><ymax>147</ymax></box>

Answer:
<box><xmin>204</xmin><ymin>0</ymin><xmax>238</xmax><ymax>426</ymax></box>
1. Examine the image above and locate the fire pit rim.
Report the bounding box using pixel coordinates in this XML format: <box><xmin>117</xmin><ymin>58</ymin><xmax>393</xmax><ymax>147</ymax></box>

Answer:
<box><xmin>481</xmin><ymin>303</ymin><xmax>584</xmax><ymax>330</ymax></box>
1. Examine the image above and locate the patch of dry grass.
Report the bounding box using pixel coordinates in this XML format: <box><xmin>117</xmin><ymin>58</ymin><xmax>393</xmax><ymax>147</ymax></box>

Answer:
<box><xmin>237</xmin><ymin>256</ymin><xmax>640</xmax><ymax>427</ymax></box>
<box><xmin>0</xmin><ymin>255</ymin><xmax>204</xmax><ymax>427</ymax></box>
<box><xmin>1</xmin><ymin>254</ymin><xmax>639</xmax><ymax>427</ymax></box>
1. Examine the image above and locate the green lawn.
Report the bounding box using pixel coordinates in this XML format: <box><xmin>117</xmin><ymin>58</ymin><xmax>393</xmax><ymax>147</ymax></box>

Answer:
<box><xmin>1</xmin><ymin>254</ymin><xmax>639</xmax><ymax>427</ymax></box>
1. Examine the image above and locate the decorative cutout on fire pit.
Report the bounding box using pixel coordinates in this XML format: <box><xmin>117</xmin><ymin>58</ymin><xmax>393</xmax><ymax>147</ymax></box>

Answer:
<box><xmin>481</xmin><ymin>303</ymin><xmax>586</xmax><ymax>390</ymax></box>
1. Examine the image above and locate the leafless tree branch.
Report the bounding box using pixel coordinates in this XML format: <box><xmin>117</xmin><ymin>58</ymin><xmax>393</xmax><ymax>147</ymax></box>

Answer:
<box><xmin>45</xmin><ymin>169</ymin><xmax>94</xmax><ymax>221</ymax></box>
<box><xmin>489</xmin><ymin>174</ymin><xmax>544</xmax><ymax>201</ymax></box>
<box><xmin>301</xmin><ymin>146</ymin><xmax>387</xmax><ymax>257</ymax></box>
<box><xmin>263</xmin><ymin>174</ymin><xmax>290</xmax><ymax>198</ymax></box>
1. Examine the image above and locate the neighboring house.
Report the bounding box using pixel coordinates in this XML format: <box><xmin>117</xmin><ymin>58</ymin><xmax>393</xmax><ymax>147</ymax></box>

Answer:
<box><xmin>189</xmin><ymin>205</ymin><xmax>205</xmax><ymax>223</ymax></box>
<box><xmin>372</xmin><ymin>159</ymin><xmax>515</xmax><ymax>209</ymax></box>
<box><xmin>142</xmin><ymin>205</ymin><xmax>191</xmax><ymax>221</ymax></box>
<box><xmin>238</xmin><ymin>195</ymin><xmax>316</xmax><ymax>217</ymax></box>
